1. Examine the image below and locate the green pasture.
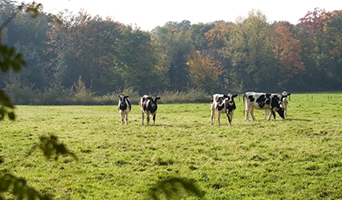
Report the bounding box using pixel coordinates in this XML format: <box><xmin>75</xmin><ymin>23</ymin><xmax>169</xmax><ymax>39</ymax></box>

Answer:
<box><xmin>1</xmin><ymin>93</ymin><xmax>342</xmax><ymax>199</ymax></box>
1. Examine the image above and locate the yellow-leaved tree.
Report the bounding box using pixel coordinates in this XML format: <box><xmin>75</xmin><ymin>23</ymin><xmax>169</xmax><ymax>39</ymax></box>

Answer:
<box><xmin>187</xmin><ymin>50</ymin><xmax>223</xmax><ymax>93</ymax></box>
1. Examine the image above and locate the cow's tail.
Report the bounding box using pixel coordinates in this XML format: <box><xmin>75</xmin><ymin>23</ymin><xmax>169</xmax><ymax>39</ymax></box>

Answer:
<box><xmin>243</xmin><ymin>93</ymin><xmax>246</xmax><ymax>116</ymax></box>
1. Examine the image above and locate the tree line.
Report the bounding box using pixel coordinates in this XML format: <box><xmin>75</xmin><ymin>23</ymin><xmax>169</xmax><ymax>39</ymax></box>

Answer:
<box><xmin>1</xmin><ymin>1</ymin><xmax>341</xmax><ymax>104</ymax></box>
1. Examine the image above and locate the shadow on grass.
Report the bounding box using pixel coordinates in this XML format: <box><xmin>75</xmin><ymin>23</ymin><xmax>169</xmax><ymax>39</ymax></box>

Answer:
<box><xmin>285</xmin><ymin>118</ymin><xmax>312</xmax><ymax>122</ymax></box>
<box><xmin>141</xmin><ymin>124</ymin><xmax>194</xmax><ymax>128</ymax></box>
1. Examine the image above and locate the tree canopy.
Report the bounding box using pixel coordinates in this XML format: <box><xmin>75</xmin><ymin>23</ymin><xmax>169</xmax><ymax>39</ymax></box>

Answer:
<box><xmin>1</xmin><ymin>3</ymin><xmax>341</xmax><ymax>105</ymax></box>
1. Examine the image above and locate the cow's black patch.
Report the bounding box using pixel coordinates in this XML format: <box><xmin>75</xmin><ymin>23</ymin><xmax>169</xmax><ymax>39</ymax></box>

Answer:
<box><xmin>270</xmin><ymin>96</ymin><xmax>279</xmax><ymax>108</ymax></box>
<box><xmin>216</xmin><ymin>96</ymin><xmax>226</xmax><ymax>111</ymax></box>
<box><xmin>265</xmin><ymin>98</ymin><xmax>270</xmax><ymax>105</ymax></box>
<box><xmin>248</xmin><ymin>95</ymin><xmax>255</xmax><ymax>102</ymax></box>
<box><xmin>256</xmin><ymin>95</ymin><xmax>266</xmax><ymax>108</ymax></box>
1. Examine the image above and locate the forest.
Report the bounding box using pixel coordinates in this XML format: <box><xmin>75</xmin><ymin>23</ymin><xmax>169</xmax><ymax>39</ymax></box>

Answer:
<box><xmin>1</xmin><ymin>1</ymin><xmax>341</xmax><ymax>105</ymax></box>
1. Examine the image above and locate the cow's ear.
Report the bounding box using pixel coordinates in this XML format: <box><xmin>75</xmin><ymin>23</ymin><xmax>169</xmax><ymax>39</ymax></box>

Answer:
<box><xmin>125</xmin><ymin>96</ymin><xmax>129</xmax><ymax>98</ymax></box>
<box><xmin>233</xmin><ymin>94</ymin><xmax>238</xmax><ymax>98</ymax></box>
<box><xmin>157</xmin><ymin>97</ymin><xmax>161</xmax><ymax>100</ymax></box>
<box><xmin>288</xmin><ymin>93</ymin><xmax>291</xmax><ymax>96</ymax></box>
<box><xmin>223</xmin><ymin>95</ymin><xmax>228</xmax><ymax>98</ymax></box>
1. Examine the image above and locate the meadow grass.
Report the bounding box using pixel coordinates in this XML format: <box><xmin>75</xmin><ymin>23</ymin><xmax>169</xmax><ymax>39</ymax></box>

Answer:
<box><xmin>1</xmin><ymin>93</ymin><xmax>342</xmax><ymax>199</ymax></box>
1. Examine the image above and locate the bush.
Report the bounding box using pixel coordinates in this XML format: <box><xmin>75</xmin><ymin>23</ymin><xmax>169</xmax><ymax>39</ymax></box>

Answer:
<box><xmin>159</xmin><ymin>88</ymin><xmax>210</xmax><ymax>103</ymax></box>
<box><xmin>5</xmin><ymin>85</ymin><xmax>212</xmax><ymax>105</ymax></box>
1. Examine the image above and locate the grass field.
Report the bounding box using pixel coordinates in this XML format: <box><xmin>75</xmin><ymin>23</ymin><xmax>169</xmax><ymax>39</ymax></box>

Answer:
<box><xmin>1</xmin><ymin>93</ymin><xmax>342</xmax><ymax>199</ymax></box>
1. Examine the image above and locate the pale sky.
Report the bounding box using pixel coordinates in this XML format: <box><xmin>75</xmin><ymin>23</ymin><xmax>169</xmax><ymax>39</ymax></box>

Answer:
<box><xmin>29</xmin><ymin>0</ymin><xmax>342</xmax><ymax>31</ymax></box>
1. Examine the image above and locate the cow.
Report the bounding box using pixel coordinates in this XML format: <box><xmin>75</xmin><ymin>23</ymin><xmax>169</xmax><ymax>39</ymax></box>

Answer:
<box><xmin>279</xmin><ymin>91</ymin><xmax>291</xmax><ymax>118</ymax></box>
<box><xmin>264</xmin><ymin>91</ymin><xmax>291</xmax><ymax>119</ymax></box>
<box><xmin>244</xmin><ymin>92</ymin><xmax>285</xmax><ymax>121</ymax></box>
<box><xmin>210</xmin><ymin>93</ymin><xmax>238</xmax><ymax>126</ymax></box>
<box><xmin>118</xmin><ymin>95</ymin><xmax>131</xmax><ymax>125</ymax></box>
<box><xmin>139</xmin><ymin>95</ymin><xmax>160</xmax><ymax>125</ymax></box>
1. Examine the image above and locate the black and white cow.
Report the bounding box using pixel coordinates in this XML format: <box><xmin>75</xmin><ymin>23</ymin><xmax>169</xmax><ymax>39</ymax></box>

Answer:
<box><xmin>118</xmin><ymin>95</ymin><xmax>131</xmax><ymax>125</ymax></box>
<box><xmin>279</xmin><ymin>91</ymin><xmax>291</xmax><ymax>118</ymax></box>
<box><xmin>210</xmin><ymin>93</ymin><xmax>238</xmax><ymax>126</ymax></box>
<box><xmin>264</xmin><ymin>91</ymin><xmax>291</xmax><ymax>119</ymax></box>
<box><xmin>244</xmin><ymin>92</ymin><xmax>285</xmax><ymax>121</ymax></box>
<box><xmin>139</xmin><ymin>95</ymin><xmax>160</xmax><ymax>125</ymax></box>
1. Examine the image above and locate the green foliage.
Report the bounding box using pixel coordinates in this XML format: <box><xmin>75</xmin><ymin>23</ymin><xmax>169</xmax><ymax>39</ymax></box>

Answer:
<box><xmin>0</xmin><ymin>43</ymin><xmax>26</xmax><ymax>72</ymax></box>
<box><xmin>2</xmin><ymin>2</ymin><xmax>342</xmax><ymax>104</ymax></box>
<box><xmin>0</xmin><ymin>41</ymin><xmax>22</xmax><ymax>120</ymax></box>
<box><xmin>0</xmin><ymin>90</ymin><xmax>15</xmax><ymax>120</ymax></box>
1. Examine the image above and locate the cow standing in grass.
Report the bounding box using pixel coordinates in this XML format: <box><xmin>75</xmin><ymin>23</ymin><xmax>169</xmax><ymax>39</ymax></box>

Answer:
<box><xmin>211</xmin><ymin>93</ymin><xmax>238</xmax><ymax>126</ymax></box>
<box><xmin>118</xmin><ymin>95</ymin><xmax>131</xmax><ymax>125</ymax></box>
<box><xmin>244</xmin><ymin>92</ymin><xmax>284</xmax><ymax>121</ymax></box>
<box><xmin>139</xmin><ymin>95</ymin><xmax>160</xmax><ymax>125</ymax></box>
<box><xmin>264</xmin><ymin>91</ymin><xmax>291</xmax><ymax>119</ymax></box>
<box><xmin>279</xmin><ymin>91</ymin><xmax>291</xmax><ymax>118</ymax></box>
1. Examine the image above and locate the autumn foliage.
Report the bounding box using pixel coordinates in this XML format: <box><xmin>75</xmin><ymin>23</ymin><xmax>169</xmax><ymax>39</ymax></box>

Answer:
<box><xmin>1</xmin><ymin>3</ymin><xmax>341</xmax><ymax>106</ymax></box>
<box><xmin>272</xmin><ymin>22</ymin><xmax>305</xmax><ymax>78</ymax></box>
<box><xmin>187</xmin><ymin>51</ymin><xmax>223</xmax><ymax>92</ymax></box>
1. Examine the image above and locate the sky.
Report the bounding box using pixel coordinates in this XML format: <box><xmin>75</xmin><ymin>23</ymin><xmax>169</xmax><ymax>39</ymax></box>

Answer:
<box><xmin>28</xmin><ymin>0</ymin><xmax>342</xmax><ymax>31</ymax></box>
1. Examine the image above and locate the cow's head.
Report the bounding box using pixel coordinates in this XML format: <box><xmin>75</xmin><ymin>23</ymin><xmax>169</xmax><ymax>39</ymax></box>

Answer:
<box><xmin>222</xmin><ymin>93</ymin><xmax>238</xmax><ymax>112</ymax></box>
<box><xmin>275</xmin><ymin>107</ymin><xmax>285</xmax><ymax>119</ymax></box>
<box><xmin>226</xmin><ymin>93</ymin><xmax>238</xmax><ymax>106</ymax></box>
<box><xmin>279</xmin><ymin>91</ymin><xmax>291</xmax><ymax>104</ymax></box>
<box><xmin>149</xmin><ymin>96</ymin><xmax>160</xmax><ymax>107</ymax></box>
<box><xmin>151</xmin><ymin>96</ymin><xmax>161</xmax><ymax>103</ymax></box>
<box><xmin>273</xmin><ymin>95</ymin><xmax>285</xmax><ymax>119</ymax></box>
<box><xmin>118</xmin><ymin>95</ymin><xmax>129</xmax><ymax>109</ymax></box>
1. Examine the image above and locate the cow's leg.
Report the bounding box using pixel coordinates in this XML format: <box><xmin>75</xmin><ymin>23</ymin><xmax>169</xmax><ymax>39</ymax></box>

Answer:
<box><xmin>217</xmin><ymin>112</ymin><xmax>221</xmax><ymax>126</ymax></box>
<box><xmin>147</xmin><ymin>114</ymin><xmax>150</xmax><ymax>125</ymax></box>
<box><xmin>120</xmin><ymin>112</ymin><xmax>125</xmax><ymax>125</ymax></box>
<box><xmin>141</xmin><ymin>111</ymin><xmax>144</xmax><ymax>125</ymax></box>
<box><xmin>245</xmin><ymin>106</ymin><xmax>249</xmax><ymax>120</ymax></box>
<box><xmin>267</xmin><ymin>110</ymin><xmax>272</xmax><ymax>121</ymax></box>
<box><xmin>250</xmin><ymin>108</ymin><xmax>256</xmax><ymax>121</ymax></box>
<box><xmin>264</xmin><ymin>110</ymin><xmax>268</xmax><ymax>120</ymax></box>
<box><xmin>210</xmin><ymin>106</ymin><xmax>215</xmax><ymax>125</ymax></box>
<box><xmin>125</xmin><ymin>113</ymin><xmax>128</xmax><ymax>125</ymax></box>
<box><xmin>271</xmin><ymin>108</ymin><xmax>276</xmax><ymax>121</ymax></box>
<box><xmin>227</xmin><ymin>111</ymin><xmax>233</xmax><ymax>126</ymax></box>
<box><xmin>153</xmin><ymin>113</ymin><xmax>156</xmax><ymax>125</ymax></box>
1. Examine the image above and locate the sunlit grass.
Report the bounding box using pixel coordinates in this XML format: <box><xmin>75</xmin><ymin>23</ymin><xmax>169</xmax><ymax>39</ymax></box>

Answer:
<box><xmin>1</xmin><ymin>93</ymin><xmax>342</xmax><ymax>199</ymax></box>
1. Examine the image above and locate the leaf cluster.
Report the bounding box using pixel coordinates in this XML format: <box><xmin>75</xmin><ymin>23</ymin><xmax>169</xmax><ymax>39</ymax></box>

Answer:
<box><xmin>0</xmin><ymin>42</ymin><xmax>26</xmax><ymax>73</ymax></box>
<box><xmin>0</xmin><ymin>1</ymin><xmax>48</xmax><ymax>121</ymax></box>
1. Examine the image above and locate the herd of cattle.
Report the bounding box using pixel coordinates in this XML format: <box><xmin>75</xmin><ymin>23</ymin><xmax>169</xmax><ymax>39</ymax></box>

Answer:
<box><xmin>118</xmin><ymin>91</ymin><xmax>291</xmax><ymax>126</ymax></box>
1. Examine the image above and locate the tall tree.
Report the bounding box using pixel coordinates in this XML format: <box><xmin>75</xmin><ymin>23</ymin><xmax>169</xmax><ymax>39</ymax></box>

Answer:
<box><xmin>113</xmin><ymin>25</ymin><xmax>160</xmax><ymax>94</ymax></box>
<box><xmin>297</xmin><ymin>8</ymin><xmax>340</xmax><ymax>90</ymax></box>
<box><xmin>187</xmin><ymin>50</ymin><xmax>223</xmax><ymax>93</ymax></box>
<box><xmin>321</xmin><ymin>10</ymin><xmax>342</xmax><ymax>88</ymax></box>
<box><xmin>1</xmin><ymin>2</ymin><xmax>50</xmax><ymax>92</ymax></box>
<box><xmin>205</xmin><ymin>22</ymin><xmax>235</xmax><ymax>91</ymax></box>
<box><xmin>189</xmin><ymin>22</ymin><xmax>215</xmax><ymax>50</ymax></box>
<box><xmin>154</xmin><ymin>25</ymin><xmax>194</xmax><ymax>91</ymax></box>
<box><xmin>227</xmin><ymin>10</ymin><xmax>278</xmax><ymax>91</ymax></box>
<box><xmin>271</xmin><ymin>21</ymin><xmax>305</xmax><ymax>87</ymax></box>
<box><xmin>47</xmin><ymin>11</ymin><xmax>121</xmax><ymax>95</ymax></box>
